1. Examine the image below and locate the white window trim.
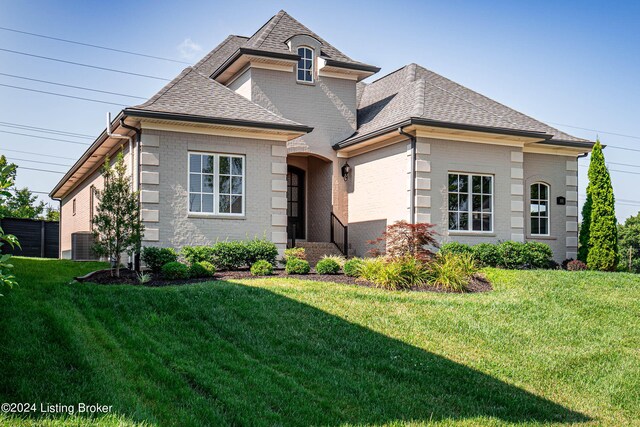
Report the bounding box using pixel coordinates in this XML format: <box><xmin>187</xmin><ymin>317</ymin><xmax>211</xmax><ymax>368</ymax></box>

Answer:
<box><xmin>530</xmin><ymin>182</ymin><xmax>550</xmax><ymax>237</ymax></box>
<box><xmin>296</xmin><ymin>46</ymin><xmax>314</xmax><ymax>83</ymax></box>
<box><xmin>187</xmin><ymin>151</ymin><xmax>246</xmax><ymax>217</ymax></box>
<box><xmin>447</xmin><ymin>172</ymin><xmax>495</xmax><ymax>234</ymax></box>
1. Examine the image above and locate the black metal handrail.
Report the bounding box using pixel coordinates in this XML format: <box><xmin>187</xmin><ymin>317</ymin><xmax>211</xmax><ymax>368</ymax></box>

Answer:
<box><xmin>330</xmin><ymin>212</ymin><xmax>348</xmax><ymax>256</ymax></box>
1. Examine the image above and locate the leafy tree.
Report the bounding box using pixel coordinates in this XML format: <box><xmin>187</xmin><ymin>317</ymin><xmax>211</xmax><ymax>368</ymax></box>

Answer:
<box><xmin>92</xmin><ymin>151</ymin><xmax>143</xmax><ymax>277</ymax></box>
<box><xmin>0</xmin><ymin>187</ymin><xmax>46</xmax><ymax>219</ymax></box>
<box><xmin>586</xmin><ymin>139</ymin><xmax>618</xmax><ymax>271</ymax></box>
<box><xmin>368</xmin><ymin>220</ymin><xmax>438</xmax><ymax>261</ymax></box>
<box><xmin>44</xmin><ymin>206</ymin><xmax>60</xmax><ymax>221</ymax></box>
<box><xmin>618</xmin><ymin>212</ymin><xmax>640</xmax><ymax>273</ymax></box>
<box><xmin>0</xmin><ymin>156</ymin><xmax>20</xmax><ymax>293</ymax></box>
<box><xmin>577</xmin><ymin>192</ymin><xmax>592</xmax><ymax>262</ymax></box>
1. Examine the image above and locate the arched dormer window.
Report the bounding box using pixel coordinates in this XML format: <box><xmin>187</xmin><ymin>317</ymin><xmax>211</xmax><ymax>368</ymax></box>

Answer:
<box><xmin>297</xmin><ymin>46</ymin><xmax>314</xmax><ymax>83</ymax></box>
<box><xmin>530</xmin><ymin>182</ymin><xmax>550</xmax><ymax>236</ymax></box>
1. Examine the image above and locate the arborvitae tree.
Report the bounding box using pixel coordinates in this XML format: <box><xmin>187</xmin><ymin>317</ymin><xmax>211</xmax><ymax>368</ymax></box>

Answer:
<box><xmin>92</xmin><ymin>151</ymin><xmax>143</xmax><ymax>277</ymax></box>
<box><xmin>586</xmin><ymin>139</ymin><xmax>618</xmax><ymax>271</ymax></box>
<box><xmin>577</xmin><ymin>192</ymin><xmax>592</xmax><ymax>262</ymax></box>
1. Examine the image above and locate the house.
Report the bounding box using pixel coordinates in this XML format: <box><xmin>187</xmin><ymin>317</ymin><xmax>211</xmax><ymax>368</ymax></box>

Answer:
<box><xmin>50</xmin><ymin>10</ymin><xmax>594</xmax><ymax>263</ymax></box>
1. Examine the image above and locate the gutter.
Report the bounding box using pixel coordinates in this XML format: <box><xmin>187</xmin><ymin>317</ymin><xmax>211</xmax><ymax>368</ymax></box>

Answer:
<box><xmin>398</xmin><ymin>127</ymin><xmax>416</xmax><ymax>224</ymax></box>
<box><xmin>122</xmin><ymin>108</ymin><xmax>314</xmax><ymax>134</ymax></box>
<box><xmin>334</xmin><ymin>118</ymin><xmax>552</xmax><ymax>150</ymax></box>
<box><xmin>211</xmin><ymin>47</ymin><xmax>300</xmax><ymax>80</ymax></box>
<box><xmin>322</xmin><ymin>58</ymin><xmax>381</xmax><ymax>73</ymax></box>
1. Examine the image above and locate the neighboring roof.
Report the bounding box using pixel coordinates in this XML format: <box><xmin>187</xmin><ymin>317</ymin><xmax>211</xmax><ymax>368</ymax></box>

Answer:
<box><xmin>339</xmin><ymin>63</ymin><xmax>590</xmax><ymax>147</ymax></box>
<box><xmin>124</xmin><ymin>67</ymin><xmax>312</xmax><ymax>132</ymax></box>
<box><xmin>211</xmin><ymin>10</ymin><xmax>379</xmax><ymax>78</ymax></box>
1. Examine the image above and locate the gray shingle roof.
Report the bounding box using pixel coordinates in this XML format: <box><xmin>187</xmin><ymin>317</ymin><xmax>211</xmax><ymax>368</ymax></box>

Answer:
<box><xmin>193</xmin><ymin>35</ymin><xmax>248</xmax><ymax>76</ymax></box>
<box><xmin>229</xmin><ymin>10</ymin><xmax>377</xmax><ymax>72</ymax></box>
<box><xmin>345</xmin><ymin>63</ymin><xmax>588</xmax><ymax>145</ymax></box>
<box><xmin>126</xmin><ymin>67</ymin><xmax>309</xmax><ymax>130</ymax></box>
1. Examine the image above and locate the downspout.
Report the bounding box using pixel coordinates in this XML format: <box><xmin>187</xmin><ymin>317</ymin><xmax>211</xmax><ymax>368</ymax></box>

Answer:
<box><xmin>120</xmin><ymin>118</ymin><xmax>142</xmax><ymax>273</ymax></box>
<box><xmin>399</xmin><ymin>127</ymin><xmax>416</xmax><ymax>224</ymax></box>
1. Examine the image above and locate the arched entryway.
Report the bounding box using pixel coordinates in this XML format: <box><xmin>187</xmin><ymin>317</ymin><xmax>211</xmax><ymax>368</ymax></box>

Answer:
<box><xmin>287</xmin><ymin>166</ymin><xmax>305</xmax><ymax>240</ymax></box>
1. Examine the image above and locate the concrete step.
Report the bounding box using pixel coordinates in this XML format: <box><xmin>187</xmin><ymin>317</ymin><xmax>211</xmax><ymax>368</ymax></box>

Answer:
<box><xmin>294</xmin><ymin>241</ymin><xmax>345</xmax><ymax>266</ymax></box>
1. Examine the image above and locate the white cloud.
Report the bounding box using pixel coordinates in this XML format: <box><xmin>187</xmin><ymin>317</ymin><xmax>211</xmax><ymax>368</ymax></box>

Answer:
<box><xmin>177</xmin><ymin>38</ymin><xmax>203</xmax><ymax>59</ymax></box>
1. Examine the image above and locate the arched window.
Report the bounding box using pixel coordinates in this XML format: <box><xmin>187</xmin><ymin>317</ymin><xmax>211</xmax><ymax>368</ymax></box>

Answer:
<box><xmin>297</xmin><ymin>47</ymin><xmax>314</xmax><ymax>83</ymax></box>
<box><xmin>530</xmin><ymin>182</ymin><xmax>550</xmax><ymax>235</ymax></box>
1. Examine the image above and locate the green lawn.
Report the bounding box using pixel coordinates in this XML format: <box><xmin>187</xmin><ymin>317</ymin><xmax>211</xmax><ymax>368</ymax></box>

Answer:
<box><xmin>0</xmin><ymin>257</ymin><xmax>639</xmax><ymax>426</ymax></box>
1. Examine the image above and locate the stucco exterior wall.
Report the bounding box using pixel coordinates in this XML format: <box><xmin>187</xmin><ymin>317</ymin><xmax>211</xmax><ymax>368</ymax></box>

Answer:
<box><xmin>347</xmin><ymin>142</ymin><xmax>409</xmax><ymax>256</ymax></box>
<box><xmin>138</xmin><ymin>129</ymin><xmax>287</xmax><ymax>255</ymax></box>
<box><xmin>59</xmin><ymin>144</ymin><xmax>133</xmax><ymax>259</ymax></box>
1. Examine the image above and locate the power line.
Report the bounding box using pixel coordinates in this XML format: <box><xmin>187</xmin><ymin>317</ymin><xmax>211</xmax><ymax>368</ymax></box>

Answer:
<box><xmin>0</xmin><ymin>147</ymin><xmax>77</xmax><ymax>160</ymax></box>
<box><xmin>14</xmin><ymin>166</ymin><xmax>65</xmax><ymax>174</ymax></box>
<box><xmin>605</xmin><ymin>145</ymin><xmax>640</xmax><ymax>154</ymax></box>
<box><xmin>547</xmin><ymin>121</ymin><xmax>640</xmax><ymax>141</ymax></box>
<box><xmin>0</xmin><ymin>47</ymin><xmax>171</xmax><ymax>81</ymax></box>
<box><xmin>0</xmin><ymin>122</ymin><xmax>93</xmax><ymax>139</ymax></box>
<box><xmin>0</xmin><ymin>72</ymin><xmax>147</xmax><ymax>99</ymax></box>
<box><xmin>579</xmin><ymin>164</ymin><xmax>640</xmax><ymax>176</ymax></box>
<box><xmin>0</xmin><ymin>26</ymin><xmax>191</xmax><ymax>65</ymax></box>
<box><xmin>0</xmin><ymin>129</ymin><xmax>91</xmax><ymax>146</ymax></box>
<box><xmin>8</xmin><ymin>157</ymin><xmax>71</xmax><ymax>167</ymax></box>
<box><xmin>0</xmin><ymin>83</ymin><xmax>128</xmax><ymax>106</ymax></box>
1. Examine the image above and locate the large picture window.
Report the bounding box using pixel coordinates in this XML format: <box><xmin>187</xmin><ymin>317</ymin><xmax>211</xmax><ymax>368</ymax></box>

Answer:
<box><xmin>189</xmin><ymin>153</ymin><xmax>244</xmax><ymax>215</ymax></box>
<box><xmin>530</xmin><ymin>182</ymin><xmax>549</xmax><ymax>235</ymax></box>
<box><xmin>297</xmin><ymin>46</ymin><xmax>314</xmax><ymax>83</ymax></box>
<box><xmin>448</xmin><ymin>173</ymin><xmax>493</xmax><ymax>232</ymax></box>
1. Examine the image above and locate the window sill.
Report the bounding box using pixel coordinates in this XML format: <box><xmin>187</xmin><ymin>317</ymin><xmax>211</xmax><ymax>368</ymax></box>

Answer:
<box><xmin>187</xmin><ymin>214</ymin><xmax>246</xmax><ymax>220</ymax></box>
<box><xmin>527</xmin><ymin>235</ymin><xmax>556</xmax><ymax>240</ymax></box>
<box><xmin>296</xmin><ymin>80</ymin><xmax>316</xmax><ymax>86</ymax></box>
<box><xmin>448</xmin><ymin>231</ymin><xmax>496</xmax><ymax>237</ymax></box>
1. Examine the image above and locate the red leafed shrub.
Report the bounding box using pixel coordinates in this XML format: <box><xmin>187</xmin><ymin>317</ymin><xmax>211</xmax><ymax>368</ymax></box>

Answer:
<box><xmin>368</xmin><ymin>221</ymin><xmax>438</xmax><ymax>261</ymax></box>
<box><xmin>567</xmin><ymin>259</ymin><xmax>587</xmax><ymax>271</ymax></box>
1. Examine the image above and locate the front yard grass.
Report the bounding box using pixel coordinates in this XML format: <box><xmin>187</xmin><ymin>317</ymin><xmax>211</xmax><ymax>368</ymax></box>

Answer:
<box><xmin>0</xmin><ymin>257</ymin><xmax>639</xmax><ymax>426</ymax></box>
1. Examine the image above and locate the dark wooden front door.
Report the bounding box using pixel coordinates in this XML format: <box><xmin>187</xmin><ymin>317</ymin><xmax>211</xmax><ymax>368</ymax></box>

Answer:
<box><xmin>287</xmin><ymin>166</ymin><xmax>305</xmax><ymax>240</ymax></box>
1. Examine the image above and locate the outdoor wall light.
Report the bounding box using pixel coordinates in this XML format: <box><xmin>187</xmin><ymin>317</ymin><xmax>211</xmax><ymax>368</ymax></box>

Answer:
<box><xmin>557</xmin><ymin>196</ymin><xmax>566</xmax><ymax>205</ymax></box>
<box><xmin>341</xmin><ymin>162</ymin><xmax>351</xmax><ymax>181</ymax></box>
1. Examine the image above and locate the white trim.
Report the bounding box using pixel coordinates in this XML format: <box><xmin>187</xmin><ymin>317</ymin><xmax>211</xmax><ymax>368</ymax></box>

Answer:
<box><xmin>296</xmin><ymin>46</ymin><xmax>314</xmax><ymax>83</ymax></box>
<box><xmin>529</xmin><ymin>182</ymin><xmax>550</xmax><ymax>237</ymax></box>
<box><xmin>187</xmin><ymin>151</ymin><xmax>246</xmax><ymax>217</ymax></box>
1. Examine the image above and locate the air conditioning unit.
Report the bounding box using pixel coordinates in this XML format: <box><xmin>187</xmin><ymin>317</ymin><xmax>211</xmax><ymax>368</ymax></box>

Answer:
<box><xmin>71</xmin><ymin>232</ymin><xmax>97</xmax><ymax>260</ymax></box>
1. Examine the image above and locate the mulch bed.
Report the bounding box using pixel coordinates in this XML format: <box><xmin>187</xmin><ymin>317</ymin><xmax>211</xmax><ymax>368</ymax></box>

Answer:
<box><xmin>77</xmin><ymin>269</ymin><xmax>492</xmax><ymax>293</ymax></box>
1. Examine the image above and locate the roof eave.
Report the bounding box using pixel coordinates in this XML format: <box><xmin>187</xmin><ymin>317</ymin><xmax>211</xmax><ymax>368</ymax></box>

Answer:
<box><xmin>538</xmin><ymin>139</ymin><xmax>595</xmax><ymax>149</ymax></box>
<box><xmin>321</xmin><ymin>58</ymin><xmax>380</xmax><ymax>73</ymax></box>
<box><xmin>210</xmin><ymin>47</ymin><xmax>300</xmax><ymax>80</ymax></box>
<box><xmin>123</xmin><ymin>108</ymin><xmax>314</xmax><ymax>133</ymax></box>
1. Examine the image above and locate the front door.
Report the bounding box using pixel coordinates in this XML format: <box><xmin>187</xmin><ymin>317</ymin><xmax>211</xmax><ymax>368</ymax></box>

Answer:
<box><xmin>287</xmin><ymin>166</ymin><xmax>305</xmax><ymax>240</ymax></box>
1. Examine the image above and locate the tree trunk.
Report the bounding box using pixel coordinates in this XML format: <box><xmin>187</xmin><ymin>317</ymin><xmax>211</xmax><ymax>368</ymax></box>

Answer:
<box><xmin>115</xmin><ymin>254</ymin><xmax>121</xmax><ymax>278</ymax></box>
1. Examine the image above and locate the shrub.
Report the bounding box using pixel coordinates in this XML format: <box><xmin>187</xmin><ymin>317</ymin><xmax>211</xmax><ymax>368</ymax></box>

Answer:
<box><xmin>368</xmin><ymin>221</ymin><xmax>437</xmax><ymax>261</ymax></box>
<box><xmin>343</xmin><ymin>258</ymin><xmax>364</xmax><ymax>277</ymax></box>
<box><xmin>439</xmin><ymin>242</ymin><xmax>473</xmax><ymax>257</ymax></box>
<box><xmin>142</xmin><ymin>247</ymin><xmax>178</xmax><ymax>273</ymax></box>
<box><xmin>562</xmin><ymin>258</ymin><xmax>574</xmax><ymax>270</ymax></box>
<box><xmin>320</xmin><ymin>254</ymin><xmax>346</xmax><ymax>268</ymax></box>
<box><xmin>285</xmin><ymin>257</ymin><xmax>310</xmax><ymax>275</ymax></box>
<box><xmin>250</xmin><ymin>260</ymin><xmax>274</xmax><ymax>276</ymax></box>
<box><xmin>211</xmin><ymin>241</ymin><xmax>248</xmax><ymax>270</ymax></box>
<box><xmin>316</xmin><ymin>257</ymin><xmax>341</xmax><ymax>274</ymax></box>
<box><xmin>498</xmin><ymin>241</ymin><xmax>528</xmax><ymax>269</ymax></box>
<box><xmin>161</xmin><ymin>261</ymin><xmax>189</xmax><ymax>280</ymax></box>
<box><xmin>427</xmin><ymin>252</ymin><xmax>478</xmax><ymax>292</ymax></box>
<box><xmin>373</xmin><ymin>256</ymin><xmax>429</xmax><ymax>291</ymax></box>
<box><xmin>567</xmin><ymin>260</ymin><xmax>587</xmax><ymax>271</ymax></box>
<box><xmin>182</xmin><ymin>246</ymin><xmax>215</xmax><ymax>264</ymax></box>
<box><xmin>283</xmin><ymin>247</ymin><xmax>306</xmax><ymax>261</ymax></box>
<box><xmin>189</xmin><ymin>261</ymin><xmax>216</xmax><ymax>278</ymax></box>
<box><xmin>524</xmin><ymin>242</ymin><xmax>553</xmax><ymax>269</ymax></box>
<box><xmin>471</xmin><ymin>243</ymin><xmax>501</xmax><ymax>267</ymax></box>
<box><xmin>245</xmin><ymin>238</ymin><xmax>278</xmax><ymax>266</ymax></box>
<box><xmin>357</xmin><ymin>257</ymin><xmax>386</xmax><ymax>283</ymax></box>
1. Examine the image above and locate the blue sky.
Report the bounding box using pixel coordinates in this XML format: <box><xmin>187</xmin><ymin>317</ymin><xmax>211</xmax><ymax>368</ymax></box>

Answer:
<box><xmin>1</xmin><ymin>0</ymin><xmax>639</xmax><ymax>221</ymax></box>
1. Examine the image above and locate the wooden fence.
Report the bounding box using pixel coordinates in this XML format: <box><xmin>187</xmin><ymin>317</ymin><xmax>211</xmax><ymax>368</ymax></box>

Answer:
<box><xmin>0</xmin><ymin>218</ymin><xmax>59</xmax><ymax>258</ymax></box>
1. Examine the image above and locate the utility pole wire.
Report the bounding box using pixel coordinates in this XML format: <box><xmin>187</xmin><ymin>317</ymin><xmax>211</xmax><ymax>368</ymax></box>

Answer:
<box><xmin>0</xmin><ymin>129</ymin><xmax>91</xmax><ymax>145</ymax></box>
<box><xmin>0</xmin><ymin>83</ymin><xmax>128</xmax><ymax>106</ymax></box>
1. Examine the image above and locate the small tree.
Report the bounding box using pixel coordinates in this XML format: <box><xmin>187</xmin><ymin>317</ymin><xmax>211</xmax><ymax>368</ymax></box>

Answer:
<box><xmin>586</xmin><ymin>139</ymin><xmax>618</xmax><ymax>271</ymax></box>
<box><xmin>577</xmin><ymin>192</ymin><xmax>592</xmax><ymax>262</ymax></box>
<box><xmin>368</xmin><ymin>221</ymin><xmax>438</xmax><ymax>261</ymax></box>
<box><xmin>92</xmin><ymin>151</ymin><xmax>143</xmax><ymax>277</ymax></box>
<box><xmin>0</xmin><ymin>156</ymin><xmax>20</xmax><ymax>293</ymax></box>
<box><xmin>618</xmin><ymin>212</ymin><xmax>640</xmax><ymax>273</ymax></box>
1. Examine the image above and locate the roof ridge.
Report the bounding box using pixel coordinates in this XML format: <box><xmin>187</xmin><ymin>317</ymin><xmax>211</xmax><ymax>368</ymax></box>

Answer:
<box><xmin>193</xmin><ymin>35</ymin><xmax>244</xmax><ymax>71</ymax></box>
<box><xmin>253</xmin><ymin>10</ymin><xmax>286</xmax><ymax>49</ymax></box>
<box><xmin>413</xmin><ymin>78</ymin><xmax>426</xmax><ymax>117</ymax></box>
<box><xmin>135</xmin><ymin>67</ymin><xmax>195</xmax><ymax>109</ymax></box>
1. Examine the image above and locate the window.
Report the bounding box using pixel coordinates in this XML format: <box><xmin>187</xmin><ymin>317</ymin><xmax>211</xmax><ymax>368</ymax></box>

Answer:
<box><xmin>530</xmin><ymin>183</ymin><xmax>549</xmax><ymax>235</ymax></box>
<box><xmin>189</xmin><ymin>153</ymin><xmax>244</xmax><ymax>215</ymax></box>
<box><xmin>89</xmin><ymin>186</ymin><xmax>95</xmax><ymax>225</ymax></box>
<box><xmin>72</xmin><ymin>198</ymin><xmax>76</xmax><ymax>216</ymax></box>
<box><xmin>297</xmin><ymin>46</ymin><xmax>314</xmax><ymax>83</ymax></box>
<box><xmin>448</xmin><ymin>173</ymin><xmax>493</xmax><ymax>232</ymax></box>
